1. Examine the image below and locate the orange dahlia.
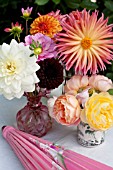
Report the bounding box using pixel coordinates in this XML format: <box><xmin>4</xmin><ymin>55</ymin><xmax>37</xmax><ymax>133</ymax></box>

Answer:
<box><xmin>30</xmin><ymin>15</ymin><xmax>62</xmax><ymax>38</ymax></box>
<box><xmin>56</xmin><ymin>9</ymin><xmax>113</xmax><ymax>75</ymax></box>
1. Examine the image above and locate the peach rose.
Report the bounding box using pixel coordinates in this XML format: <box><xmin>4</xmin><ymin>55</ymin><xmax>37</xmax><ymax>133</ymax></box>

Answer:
<box><xmin>89</xmin><ymin>75</ymin><xmax>113</xmax><ymax>92</ymax></box>
<box><xmin>53</xmin><ymin>93</ymin><xmax>81</xmax><ymax>125</ymax></box>
<box><xmin>64</xmin><ymin>75</ymin><xmax>89</xmax><ymax>95</ymax></box>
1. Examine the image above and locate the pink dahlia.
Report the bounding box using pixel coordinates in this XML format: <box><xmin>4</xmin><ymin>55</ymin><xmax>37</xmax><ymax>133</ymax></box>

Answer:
<box><xmin>24</xmin><ymin>33</ymin><xmax>57</xmax><ymax>61</ymax></box>
<box><xmin>47</xmin><ymin>10</ymin><xmax>66</xmax><ymax>24</ymax></box>
<box><xmin>56</xmin><ymin>9</ymin><xmax>113</xmax><ymax>75</ymax></box>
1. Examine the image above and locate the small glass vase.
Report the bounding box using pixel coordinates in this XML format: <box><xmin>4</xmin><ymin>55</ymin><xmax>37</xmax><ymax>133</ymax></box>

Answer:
<box><xmin>16</xmin><ymin>94</ymin><xmax>52</xmax><ymax>137</ymax></box>
<box><xmin>77</xmin><ymin>122</ymin><xmax>105</xmax><ymax>147</ymax></box>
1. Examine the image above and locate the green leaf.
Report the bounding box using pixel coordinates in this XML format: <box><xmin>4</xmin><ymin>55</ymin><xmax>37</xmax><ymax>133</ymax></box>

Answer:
<box><xmin>0</xmin><ymin>0</ymin><xmax>8</xmax><ymax>7</ymax></box>
<box><xmin>103</xmin><ymin>8</ymin><xmax>112</xmax><ymax>18</ymax></box>
<box><xmin>64</xmin><ymin>0</ymin><xmax>81</xmax><ymax>9</ymax></box>
<box><xmin>106</xmin><ymin>73</ymin><xmax>113</xmax><ymax>80</ymax></box>
<box><xmin>104</xmin><ymin>0</ymin><xmax>113</xmax><ymax>12</ymax></box>
<box><xmin>35</xmin><ymin>0</ymin><xmax>49</xmax><ymax>5</ymax></box>
<box><xmin>52</xmin><ymin>0</ymin><xmax>61</xmax><ymax>5</ymax></box>
<box><xmin>57</xmin><ymin>153</ymin><xmax>68</xmax><ymax>170</ymax></box>
<box><xmin>80</xmin><ymin>0</ymin><xmax>98</xmax><ymax>10</ymax></box>
<box><xmin>111</xmin><ymin>62</ymin><xmax>113</xmax><ymax>72</ymax></box>
<box><xmin>108</xmin><ymin>14</ymin><xmax>113</xmax><ymax>24</ymax></box>
<box><xmin>107</xmin><ymin>89</ymin><xmax>113</xmax><ymax>95</ymax></box>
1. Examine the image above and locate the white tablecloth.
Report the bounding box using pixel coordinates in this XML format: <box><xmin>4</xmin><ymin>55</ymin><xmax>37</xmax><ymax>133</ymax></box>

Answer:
<box><xmin>0</xmin><ymin>95</ymin><xmax>113</xmax><ymax>170</ymax></box>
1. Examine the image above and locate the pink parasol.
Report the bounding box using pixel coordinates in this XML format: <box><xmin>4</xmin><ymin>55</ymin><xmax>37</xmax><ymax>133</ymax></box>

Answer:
<box><xmin>2</xmin><ymin>126</ymin><xmax>113</xmax><ymax>170</ymax></box>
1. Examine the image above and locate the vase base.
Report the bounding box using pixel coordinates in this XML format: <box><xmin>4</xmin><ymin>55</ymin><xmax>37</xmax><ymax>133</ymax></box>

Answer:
<box><xmin>77</xmin><ymin>122</ymin><xmax>105</xmax><ymax>148</ymax></box>
<box><xmin>77</xmin><ymin>136</ymin><xmax>104</xmax><ymax>148</ymax></box>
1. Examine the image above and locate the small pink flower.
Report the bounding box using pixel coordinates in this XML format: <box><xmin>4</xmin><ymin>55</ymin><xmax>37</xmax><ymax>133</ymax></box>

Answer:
<box><xmin>53</xmin><ymin>94</ymin><xmax>81</xmax><ymax>125</ymax></box>
<box><xmin>89</xmin><ymin>75</ymin><xmax>113</xmax><ymax>92</ymax></box>
<box><xmin>64</xmin><ymin>75</ymin><xmax>89</xmax><ymax>94</ymax></box>
<box><xmin>21</xmin><ymin>7</ymin><xmax>33</xmax><ymax>18</ymax></box>
<box><xmin>4</xmin><ymin>22</ymin><xmax>23</xmax><ymax>34</ymax></box>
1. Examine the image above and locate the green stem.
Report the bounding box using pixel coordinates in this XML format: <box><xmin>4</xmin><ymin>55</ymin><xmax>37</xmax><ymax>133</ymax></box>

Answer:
<box><xmin>17</xmin><ymin>35</ymin><xmax>20</xmax><ymax>43</ymax></box>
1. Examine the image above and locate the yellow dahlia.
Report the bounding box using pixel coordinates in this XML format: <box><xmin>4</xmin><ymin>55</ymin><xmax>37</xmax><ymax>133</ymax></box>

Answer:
<box><xmin>30</xmin><ymin>15</ymin><xmax>62</xmax><ymax>38</ymax></box>
<box><xmin>56</xmin><ymin>9</ymin><xmax>113</xmax><ymax>74</ymax></box>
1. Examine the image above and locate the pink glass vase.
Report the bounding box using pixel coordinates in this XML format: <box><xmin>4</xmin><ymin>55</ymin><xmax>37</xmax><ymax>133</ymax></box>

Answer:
<box><xmin>16</xmin><ymin>94</ymin><xmax>52</xmax><ymax>137</ymax></box>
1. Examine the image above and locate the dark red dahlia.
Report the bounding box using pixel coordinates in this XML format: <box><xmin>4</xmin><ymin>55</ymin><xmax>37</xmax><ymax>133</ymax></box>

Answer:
<box><xmin>36</xmin><ymin>58</ymin><xmax>63</xmax><ymax>90</ymax></box>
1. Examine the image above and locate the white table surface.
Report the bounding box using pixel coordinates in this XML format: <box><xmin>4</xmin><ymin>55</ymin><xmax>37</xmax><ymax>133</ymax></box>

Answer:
<box><xmin>0</xmin><ymin>95</ymin><xmax>113</xmax><ymax>170</ymax></box>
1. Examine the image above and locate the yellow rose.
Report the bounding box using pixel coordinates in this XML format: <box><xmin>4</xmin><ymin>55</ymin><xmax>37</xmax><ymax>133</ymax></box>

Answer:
<box><xmin>81</xmin><ymin>92</ymin><xmax>113</xmax><ymax>131</ymax></box>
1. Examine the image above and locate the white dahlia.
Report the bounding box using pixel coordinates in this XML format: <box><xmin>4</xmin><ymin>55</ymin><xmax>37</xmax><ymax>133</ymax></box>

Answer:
<box><xmin>0</xmin><ymin>39</ymin><xmax>40</xmax><ymax>100</ymax></box>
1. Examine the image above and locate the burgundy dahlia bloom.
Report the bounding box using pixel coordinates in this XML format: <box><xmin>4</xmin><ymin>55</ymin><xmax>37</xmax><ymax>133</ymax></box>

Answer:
<box><xmin>36</xmin><ymin>58</ymin><xmax>63</xmax><ymax>90</ymax></box>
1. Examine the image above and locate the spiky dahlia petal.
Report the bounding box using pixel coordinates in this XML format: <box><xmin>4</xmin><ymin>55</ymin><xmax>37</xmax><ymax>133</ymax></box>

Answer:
<box><xmin>56</xmin><ymin>9</ymin><xmax>113</xmax><ymax>74</ymax></box>
<box><xmin>47</xmin><ymin>10</ymin><xmax>66</xmax><ymax>24</ymax></box>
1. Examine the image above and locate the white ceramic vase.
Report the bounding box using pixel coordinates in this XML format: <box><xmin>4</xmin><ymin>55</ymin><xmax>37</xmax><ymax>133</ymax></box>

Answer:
<box><xmin>77</xmin><ymin>122</ymin><xmax>105</xmax><ymax>147</ymax></box>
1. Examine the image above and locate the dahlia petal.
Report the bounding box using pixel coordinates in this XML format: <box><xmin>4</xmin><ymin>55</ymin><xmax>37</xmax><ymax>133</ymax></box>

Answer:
<box><xmin>65</xmin><ymin>51</ymin><xmax>78</xmax><ymax>66</ymax></box>
<box><xmin>92</xmin><ymin>45</ymin><xmax>113</xmax><ymax>61</ymax></box>
<box><xmin>86</xmin><ymin>49</ymin><xmax>93</xmax><ymax>72</ymax></box>
<box><xmin>1</xmin><ymin>43</ymin><xmax>10</xmax><ymax>57</ymax></box>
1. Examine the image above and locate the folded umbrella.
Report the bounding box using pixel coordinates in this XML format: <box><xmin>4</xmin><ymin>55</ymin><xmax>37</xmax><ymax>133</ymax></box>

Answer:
<box><xmin>2</xmin><ymin>126</ymin><xmax>113</xmax><ymax>170</ymax></box>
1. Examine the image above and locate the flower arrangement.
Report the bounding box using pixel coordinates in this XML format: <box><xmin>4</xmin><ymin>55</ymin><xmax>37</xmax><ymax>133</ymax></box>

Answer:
<box><xmin>1</xmin><ymin>6</ymin><xmax>113</xmax><ymax>141</ymax></box>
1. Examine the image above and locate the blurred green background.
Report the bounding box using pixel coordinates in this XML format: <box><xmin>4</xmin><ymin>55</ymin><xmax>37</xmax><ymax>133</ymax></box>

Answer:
<box><xmin>1</xmin><ymin>0</ymin><xmax>113</xmax><ymax>78</ymax></box>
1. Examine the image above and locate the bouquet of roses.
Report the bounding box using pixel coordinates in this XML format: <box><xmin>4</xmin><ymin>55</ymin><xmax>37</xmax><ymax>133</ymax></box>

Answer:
<box><xmin>48</xmin><ymin>74</ymin><xmax>113</xmax><ymax>131</ymax></box>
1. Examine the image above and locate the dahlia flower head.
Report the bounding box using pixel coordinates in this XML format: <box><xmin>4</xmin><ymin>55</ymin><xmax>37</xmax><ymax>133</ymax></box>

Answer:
<box><xmin>36</xmin><ymin>58</ymin><xmax>63</xmax><ymax>90</ymax></box>
<box><xmin>30</xmin><ymin>11</ymin><xmax>63</xmax><ymax>38</ymax></box>
<box><xmin>0</xmin><ymin>39</ymin><xmax>40</xmax><ymax>100</ymax></box>
<box><xmin>24</xmin><ymin>33</ymin><xmax>57</xmax><ymax>61</ymax></box>
<box><xmin>56</xmin><ymin>9</ymin><xmax>113</xmax><ymax>75</ymax></box>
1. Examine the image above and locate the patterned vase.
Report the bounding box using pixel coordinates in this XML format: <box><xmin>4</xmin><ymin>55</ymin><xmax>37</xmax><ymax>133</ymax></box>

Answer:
<box><xmin>77</xmin><ymin>122</ymin><xmax>105</xmax><ymax>147</ymax></box>
<box><xmin>16</xmin><ymin>94</ymin><xmax>52</xmax><ymax>137</ymax></box>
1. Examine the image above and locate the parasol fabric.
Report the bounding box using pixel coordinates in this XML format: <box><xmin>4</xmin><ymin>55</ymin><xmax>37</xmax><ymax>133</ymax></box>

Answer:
<box><xmin>2</xmin><ymin>126</ymin><xmax>113</xmax><ymax>170</ymax></box>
